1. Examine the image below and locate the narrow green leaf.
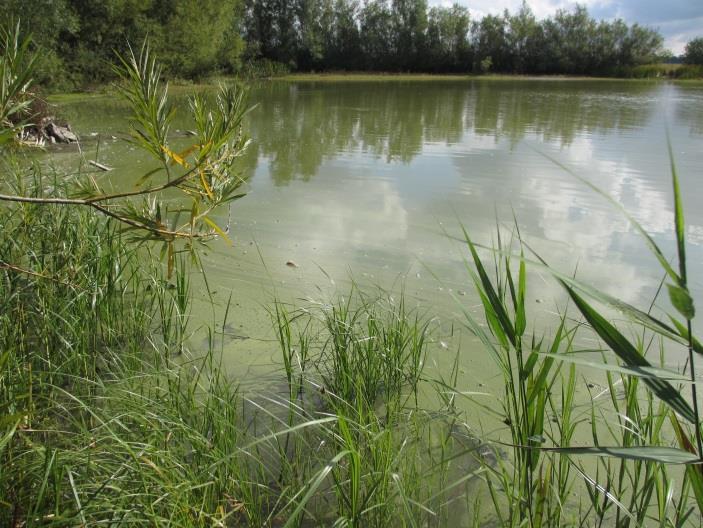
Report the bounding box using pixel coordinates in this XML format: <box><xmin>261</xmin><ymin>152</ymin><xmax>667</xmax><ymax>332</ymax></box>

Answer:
<box><xmin>203</xmin><ymin>216</ymin><xmax>233</xmax><ymax>246</ymax></box>
<box><xmin>572</xmin><ymin>463</ymin><xmax>636</xmax><ymax>520</ymax></box>
<box><xmin>565</xmin><ymin>287</ymin><xmax>696</xmax><ymax>423</ymax></box>
<box><xmin>523</xmin><ymin>351</ymin><xmax>539</xmax><ymax>377</ymax></box>
<box><xmin>283</xmin><ymin>450</ymin><xmax>351</xmax><ymax>528</ymax></box>
<box><xmin>462</xmin><ymin>227</ymin><xmax>516</xmax><ymax>346</ymax></box>
<box><xmin>538</xmin><ymin>352</ymin><xmax>689</xmax><ymax>381</ymax></box>
<box><xmin>668</xmin><ymin>135</ymin><xmax>687</xmax><ymax>286</ymax></box>
<box><xmin>515</xmin><ymin>253</ymin><xmax>526</xmax><ymax>337</ymax></box>
<box><xmin>0</xmin><ymin>420</ymin><xmax>19</xmax><ymax>454</ymax></box>
<box><xmin>135</xmin><ymin>166</ymin><xmax>163</xmax><ymax>187</ymax></box>
<box><xmin>669</xmin><ymin>316</ymin><xmax>703</xmax><ymax>354</ymax></box>
<box><xmin>476</xmin><ymin>243</ymin><xmax>700</xmax><ymax>353</ymax></box>
<box><xmin>527</xmin><ymin>320</ymin><xmax>564</xmax><ymax>407</ymax></box>
<box><xmin>535</xmin><ymin>445</ymin><xmax>698</xmax><ymax>464</ymax></box>
<box><xmin>668</xmin><ymin>284</ymin><xmax>695</xmax><ymax>320</ymax></box>
<box><xmin>671</xmin><ymin>413</ymin><xmax>703</xmax><ymax>510</ymax></box>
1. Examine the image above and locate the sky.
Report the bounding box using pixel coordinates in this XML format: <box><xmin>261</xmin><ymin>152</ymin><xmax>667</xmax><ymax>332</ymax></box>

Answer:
<box><xmin>435</xmin><ymin>0</ymin><xmax>703</xmax><ymax>55</ymax></box>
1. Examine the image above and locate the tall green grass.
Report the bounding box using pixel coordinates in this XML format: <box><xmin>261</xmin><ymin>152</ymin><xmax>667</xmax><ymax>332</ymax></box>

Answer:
<box><xmin>0</xmin><ymin>182</ymin><xmax>482</xmax><ymax>526</ymax></box>
<box><xmin>269</xmin><ymin>289</ymin><xmax>482</xmax><ymax>527</ymax></box>
<box><xmin>456</xmin><ymin>226</ymin><xmax>578</xmax><ymax>526</ymax></box>
<box><xmin>458</xmin><ymin>145</ymin><xmax>703</xmax><ymax>526</ymax></box>
<box><xmin>623</xmin><ymin>63</ymin><xmax>703</xmax><ymax>80</ymax></box>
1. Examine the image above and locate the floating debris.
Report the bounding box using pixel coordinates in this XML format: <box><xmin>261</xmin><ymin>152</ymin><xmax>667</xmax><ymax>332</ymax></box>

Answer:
<box><xmin>88</xmin><ymin>160</ymin><xmax>112</xmax><ymax>171</ymax></box>
<box><xmin>286</xmin><ymin>260</ymin><xmax>299</xmax><ymax>268</ymax></box>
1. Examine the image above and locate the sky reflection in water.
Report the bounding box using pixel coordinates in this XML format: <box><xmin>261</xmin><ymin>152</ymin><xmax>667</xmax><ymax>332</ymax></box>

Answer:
<box><xmin>57</xmin><ymin>79</ymin><xmax>703</xmax><ymax>373</ymax></box>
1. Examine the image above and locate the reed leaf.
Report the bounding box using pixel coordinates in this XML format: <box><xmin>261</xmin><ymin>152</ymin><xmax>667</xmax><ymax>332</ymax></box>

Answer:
<box><xmin>538</xmin><ymin>352</ymin><xmax>690</xmax><ymax>381</ymax></box>
<box><xmin>532</xmin><ymin>445</ymin><xmax>698</xmax><ymax>464</ymax></box>
<box><xmin>564</xmin><ymin>286</ymin><xmax>696</xmax><ymax>424</ymax></box>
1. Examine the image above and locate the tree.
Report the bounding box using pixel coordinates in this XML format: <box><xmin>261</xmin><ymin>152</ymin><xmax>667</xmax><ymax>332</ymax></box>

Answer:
<box><xmin>472</xmin><ymin>14</ymin><xmax>509</xmax><ymax>72</ymax></box>
<box><xmin>546</xmin><ymin>5</ymin><xmax>597</xmax><ymax>74</ymax></box>
<box><xmin>295</xmin><ymin>0</ymin><xmax>329</xmax><ymax>69</ymax></box>
<box><xmin>325</xmin><ymin>0</ymin><xmax>362</xmax><ymax>70</ymax></box>
<box><xmin>63</xmin><ymin>0</ymin><xmax>157</xmax><ymax>84</ymax></box>
<box><xmin>426</xmin><ymin>5</ymin><xmax>470</xmax><ymax>72</ymax></box>
<box><xmin>0</xmin><ymin>0</ymin><xmax>676</xmax><ymax>81</ymax></box>
<box><xmin>359</xmin><ymin>0</ymin><xmax>394</xmax><ymax>70</ymax></box>
<box><xmin>155</xmin><ymin>0</ymin><xmax>241</xmax><ymax>77</ymax></box>
<box><xmin>684</xmin><ymin>37</ymin><xmax>703</xmax><ymax>65</ymax></box>
<box><xmin>506</xmin><ymin>2</ymin><xmax>539</xmax><ymax>73</ymax></box>
<box><xmin>0</xmin><ymin>0</ymin><xmax>78</xmax><ymax>87</ymax></box>
<box><xmin>623</xmin><ymin>23</ymin><xmax>664</xmax><ymax>66</ymax></box>
<box><xmin>391</xmin><ymin>0</ymin><xmax>428</xmax><ymax>70</ymax></box>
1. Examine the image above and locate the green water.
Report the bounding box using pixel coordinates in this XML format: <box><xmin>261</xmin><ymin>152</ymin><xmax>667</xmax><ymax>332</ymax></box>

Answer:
<box><xmin>53</xmin><ymin>79</ymin><xmax>703</xmax><ymax>390</ymax></box>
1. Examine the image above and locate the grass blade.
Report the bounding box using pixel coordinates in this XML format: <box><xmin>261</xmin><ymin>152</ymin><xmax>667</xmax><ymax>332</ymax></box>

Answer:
<box><xmin>565</xmin><ymin>287</ymin><xmax>696</xmax><ymax>424</ymax></box>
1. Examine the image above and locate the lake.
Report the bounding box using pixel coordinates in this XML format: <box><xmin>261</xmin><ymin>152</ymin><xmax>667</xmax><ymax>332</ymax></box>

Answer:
<box><xmin>54</xmin><ymin>78</ymin><xmax>703</xmax><ymax>391</ymax></box>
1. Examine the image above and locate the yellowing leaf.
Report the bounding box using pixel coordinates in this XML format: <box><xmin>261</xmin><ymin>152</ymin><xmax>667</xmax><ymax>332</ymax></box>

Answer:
<box><xmin>204</xmin><ymin>216</ymin><xmax>233</xmax><ymax>246</ymax></box>
<box><xmin>177</xmin><ymin>143</ymin><xmax>199</xmax><ymax>160</ymax></box>
<box><xmin>199</xmin><ymin>168</ymin><xmax>215</xmax><ymax>200</ymax></box>
<box><xmin>167</xmin><ymin>241</ymin><xmax>174</xmax><ymax>279</ymax></box>
<box><xmin>161</xmin><ymin>145</ymin><xmax>189</xmax><ymax>168</ymax></box>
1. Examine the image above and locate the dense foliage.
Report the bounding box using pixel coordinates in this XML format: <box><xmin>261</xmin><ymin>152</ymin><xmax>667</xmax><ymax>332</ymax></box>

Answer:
<box><xmin>0</xmin><ymin>0</ymin><xmax>243</xmax><ymax>88</ymax></box>
<box><xmin>684</xmin><ymin>37</ymin><xmax>703</xmax><ymax>65</ymax></box>
<box><xmin>0</xmin><ymin>0</ymin><xmax>693</xmax><ymax>86</ymax></box>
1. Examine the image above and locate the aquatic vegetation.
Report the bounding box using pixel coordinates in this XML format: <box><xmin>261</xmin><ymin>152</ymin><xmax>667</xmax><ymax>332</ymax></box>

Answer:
<box><xmin>458</xmin><ymin>145</ymin><xmax>703</xmax><ymax>526</ymax></box>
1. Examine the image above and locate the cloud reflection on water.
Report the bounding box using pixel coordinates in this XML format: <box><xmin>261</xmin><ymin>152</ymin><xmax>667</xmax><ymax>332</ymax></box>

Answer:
<box><xmin>231</xmin><ymin>80</ymin><xmax>703</xmax><ymax>322</ymax></box>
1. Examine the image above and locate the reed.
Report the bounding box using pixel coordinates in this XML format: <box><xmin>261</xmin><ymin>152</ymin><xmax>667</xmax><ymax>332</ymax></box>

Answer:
<box><xmin>457</xmin><ymin>143</ymin><xmax>703</xmax><ymax>526</ymax></box>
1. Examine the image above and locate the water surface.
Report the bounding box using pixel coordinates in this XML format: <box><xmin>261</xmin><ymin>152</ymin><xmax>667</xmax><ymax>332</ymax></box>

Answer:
<box><xmin>55</xmin><ymin>79</ymin><xmax>703</xmax><ymax>389</ymax></box>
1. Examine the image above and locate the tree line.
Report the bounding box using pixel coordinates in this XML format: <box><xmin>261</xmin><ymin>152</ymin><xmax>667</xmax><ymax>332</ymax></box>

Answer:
<box><xmin>244</xmin><ymin>1</ymin><xmax>670</xmax><ymax>75</ymax></box>
<box><xmin>1</xmin><ymin>0</ymin><xmax>701</xmax><ymax>88</ymax></box>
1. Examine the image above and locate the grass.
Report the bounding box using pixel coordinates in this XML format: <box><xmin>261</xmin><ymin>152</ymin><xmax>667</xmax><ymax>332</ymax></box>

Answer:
<box><xmin>453</xmin><ymin>142</ymin><xmax>703</xmax><ymax>526</ymax></box>
<box><xmin>278</xmin><ymin>73</ymin><xmax>476</xmax><ymax>82</ymax></box>
<box><xmin>1</xmin><ymin>32</ymin><xmax>483</xmax><ymax>526</ymax></box>
<box><xmin>0</xmin><ymin>171</ymin><xmax>481</xmax><ymax>525</ymax></box>
<box><xmin>626</xmin><ymin>64</ymin><xmax>703</xmax><ymax>80</ymax></box>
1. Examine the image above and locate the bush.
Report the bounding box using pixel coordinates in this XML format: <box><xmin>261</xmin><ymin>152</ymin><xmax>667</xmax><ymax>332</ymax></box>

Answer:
<box><xmin>239</xmin><ymin>58</ymin><xmax>291</xmax><ymax>79</ymax></box>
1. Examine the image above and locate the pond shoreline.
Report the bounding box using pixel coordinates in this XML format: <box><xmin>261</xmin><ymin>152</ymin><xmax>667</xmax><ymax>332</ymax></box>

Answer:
<box><xmin>276</xmin><ymin>72</ymin><xmax>696</xmax><ymax>82</ymax></box>
<box><xmin>44</xmin><ymin>71</ymin><xmax>703</xmax><ymax>101</ymax></box>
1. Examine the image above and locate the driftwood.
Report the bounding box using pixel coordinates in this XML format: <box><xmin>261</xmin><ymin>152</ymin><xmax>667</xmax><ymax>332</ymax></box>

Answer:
<box><xmin>20</xmin><ymin>117</ymin><xmax>79</xmax><ymax>145</ymax></box>
<box><xmin>88</xmin><ymin>160</ymin><xmax>113</xmax><ymax>171</ymax></box>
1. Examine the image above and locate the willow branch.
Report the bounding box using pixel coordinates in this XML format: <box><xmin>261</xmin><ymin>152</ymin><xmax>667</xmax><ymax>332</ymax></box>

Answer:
<box><xmin>0</xmin><ymin>260</ymin><xmax>81</xmax><ymax>288</ymax></box>
<box><xmin>0</xmin><ymin>162</ymin><xmax>201</xmax><ymax>206</ymax></box>
<box><xmin>84</xmin><ymin>165</ymin><xmax>198</xmax><ymax>203</ymax></box>
<box><xmin>87</xmin><ymin>202</ymin><xmax>211</xmax><ymax>239</ymax></box>
<box><xmin>0</xmin><ymin>192</ymin><xmax>213</xmax><ymax>239</ymax></box>
<box><xmin>0</xmin><ymin>193</ymin><xmax>85</xmax><ymax>205</ymax></box>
